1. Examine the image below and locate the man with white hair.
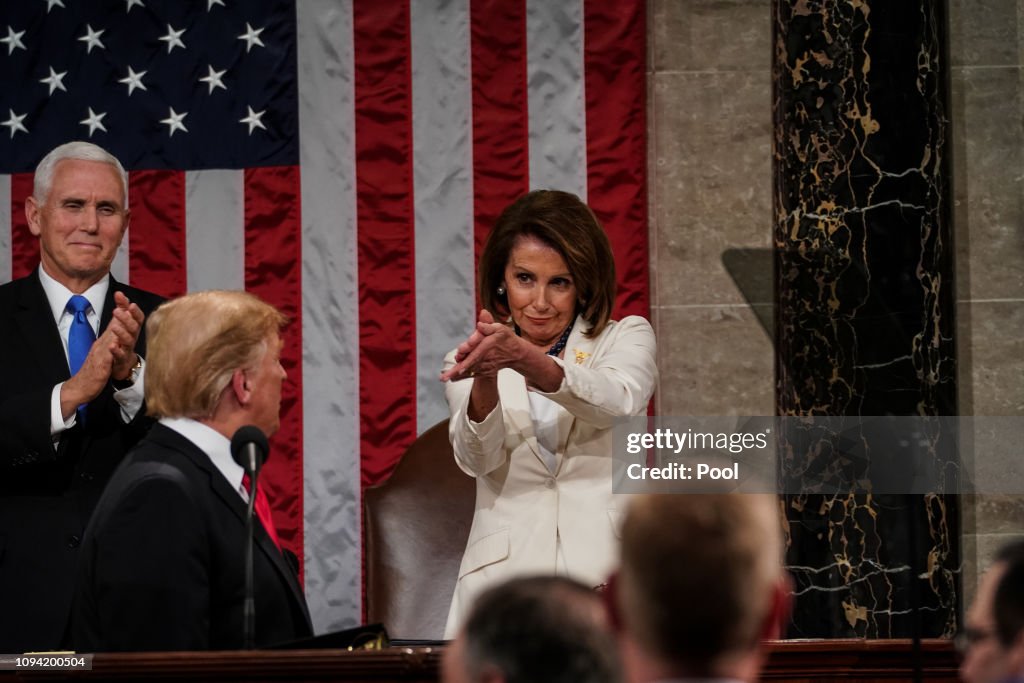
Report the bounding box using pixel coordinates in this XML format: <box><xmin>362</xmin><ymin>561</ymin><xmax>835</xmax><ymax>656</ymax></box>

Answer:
<box><xmin>0</xmin><ymin>141</ymin><xmax>163</xmax><ymax>652</ymax></box>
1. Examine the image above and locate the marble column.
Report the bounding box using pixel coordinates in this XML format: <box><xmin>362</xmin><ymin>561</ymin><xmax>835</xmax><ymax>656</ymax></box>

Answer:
<box><xmin>772</xmin><ymin>1</ymin><xmax>958</xmax><ymax>637</ymax></box>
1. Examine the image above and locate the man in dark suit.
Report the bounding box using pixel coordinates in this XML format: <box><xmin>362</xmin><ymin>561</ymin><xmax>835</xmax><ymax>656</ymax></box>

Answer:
<box><xmin>0</xmin><ymin>141</ymin><xmax>163</xmax><ymax>653</ymax></box>
<box><xmin>72</xmin><ymin>289</ymin><xmax>313</xmax><ymax>651</ymax></box>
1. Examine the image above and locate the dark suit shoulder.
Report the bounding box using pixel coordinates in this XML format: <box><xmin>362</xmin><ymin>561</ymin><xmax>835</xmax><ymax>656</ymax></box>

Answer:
<box><xmin>0</xmin><ymin>274</ymin><xmax>40</xmax><ymax>308</ymax></box>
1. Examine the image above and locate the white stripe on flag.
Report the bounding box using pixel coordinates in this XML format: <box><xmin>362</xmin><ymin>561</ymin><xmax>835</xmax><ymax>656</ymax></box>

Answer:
<box><xmin>527</xmin><ymin>0</ymin><xmax>587</xmax><ymax>197</ymax></box>
<box><xmin>297</xmin><ymin>0</ymin><xmax>362</xmax><ymax>633</ymax></box>
<box><xmin>411</xmin><ymin>0</ymin><xmax>475</xmax><ymax>434</ymax></box>
<box><xmin>185</xmin><ymin>170</ymin><xmax>245</xmax><ymax>292</ymax></box>
<box><xmin>0</xmin><ymin>175</ymin><xmax>10</xmax><ymax>283</ymax></box>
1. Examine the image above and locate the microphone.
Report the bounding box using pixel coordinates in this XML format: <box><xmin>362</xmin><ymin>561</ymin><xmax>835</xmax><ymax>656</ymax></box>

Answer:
<box><xmin>231</xmin><ymin>425</ymin><xmax>270</xmax><ymax>476</ymax></box>
<box><xmin>230</xmin><ymin>425</ymin><xmax>269</xmax><ymax>649</ymax></box>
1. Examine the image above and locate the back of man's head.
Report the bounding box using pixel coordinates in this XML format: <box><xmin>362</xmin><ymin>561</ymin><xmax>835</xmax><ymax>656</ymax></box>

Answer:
<box><xmin>145</xmin><ymin>290</ymin><xmax>285</xmax><ymax>420</ymax></box>
<box><xmin>443</xmin><ymin>575</ymin><xmax>619</xmax><ymax>683</ymax></box>
<box><xmin>615</xmin><ymin>493</ymin><xmax>787</xmax><ymax>681</ymax></box>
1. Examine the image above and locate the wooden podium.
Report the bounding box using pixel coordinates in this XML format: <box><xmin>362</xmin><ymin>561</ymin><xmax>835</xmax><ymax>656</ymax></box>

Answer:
<box><xmin>0</xmin><ymin>639</ymin><xmax>959</xmax><ymax>681</ymax></box>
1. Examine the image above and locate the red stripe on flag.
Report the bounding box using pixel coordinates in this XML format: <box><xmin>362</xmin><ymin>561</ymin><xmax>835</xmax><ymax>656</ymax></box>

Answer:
<box><xmin>353</xmin><ymin>1</ymin><xmax>417</xmax><ymax>488</ymax></box>
<box><xmin>127</xmin><ymin>170</ymin><xmax>187</xmax><ymax>299</ymax></box>
<box><xmin>11</xmin><ymin>174</ymin><xmax>37</xmax><ymax>280</ymax></box>
<box><xmin>244</xmin><ymin>165</ymin><xmax>305</xmax><ymax>581</ymax></box>
<box><xmin>584</xmin><ymin>1</ymin><xmax>649</xmax><ymax>319</ymax></box>
<box><xmin>470</xmin><ymin>0</ymin><xmax>529</xmax><ymax>262</ymax></box>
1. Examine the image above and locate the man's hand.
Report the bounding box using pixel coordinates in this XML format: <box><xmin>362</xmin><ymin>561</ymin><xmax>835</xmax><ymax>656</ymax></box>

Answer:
<box><xmin>59</xmin><ymin>292</ymin><xmax>147</xmax><ymax>420</ymax></box>
<box><xmin>108</xmin><ymin>291</ymin><xmax>146</xmax><ymax>382</ymax></box>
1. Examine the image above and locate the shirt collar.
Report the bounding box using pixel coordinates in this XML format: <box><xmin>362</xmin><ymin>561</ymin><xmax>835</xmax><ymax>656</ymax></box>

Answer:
<box><xmin>160</xmin><ymin>416</ymin><xmax>246</xmax><ymax>498</ymax></box>
<box><xmin>38</xmin><ymin>267</ymin><xmax>110</xmax><ymax>325</ymax></box>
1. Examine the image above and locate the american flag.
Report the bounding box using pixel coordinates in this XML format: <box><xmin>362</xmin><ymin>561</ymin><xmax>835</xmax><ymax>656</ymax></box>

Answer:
<box><xmin>0</xmin><ymin>0</ymin><xmax>647</xmax><ymax>633</ymax></box>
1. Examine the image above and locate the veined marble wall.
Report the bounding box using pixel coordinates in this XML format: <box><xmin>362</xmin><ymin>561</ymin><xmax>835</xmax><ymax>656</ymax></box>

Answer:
<box><xmin>649</xmin><ymin>0</ymin><xmax>1024</xmax><ymax>627</ymax></box>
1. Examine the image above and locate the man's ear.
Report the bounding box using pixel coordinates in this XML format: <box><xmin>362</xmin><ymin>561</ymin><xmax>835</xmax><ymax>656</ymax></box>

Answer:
<box><xmin>231</xmin><ymin>368</ymin><xmax>250</xmax><ymax>405</ymax></box>
<box><xmin>25</xmin><ymin>195</ymin><xmax>42</xmax><ymax>237</ymax></box>
<box><xmin>759</xmin><ymin>574</ymin><xmax>793</xmax><ymax>641</ymax></box>
<box><xmin>603</xmin><ymin>571</ymin><xmax>625</xmax><ymax>634</ymax></box>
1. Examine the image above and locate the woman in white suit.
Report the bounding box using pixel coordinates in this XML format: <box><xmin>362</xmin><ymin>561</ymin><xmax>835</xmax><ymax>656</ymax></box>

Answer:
<box><xmin>440</xmin><ymin>190</ymin><xmax>658</xmax><ymax>636</ymax></box>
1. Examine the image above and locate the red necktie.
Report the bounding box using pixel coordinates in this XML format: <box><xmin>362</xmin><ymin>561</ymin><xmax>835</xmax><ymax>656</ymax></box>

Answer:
<box><xmin>241</xmin><ymin>473</ymin><xmax>282</xmax><ymax>551</ymax></box>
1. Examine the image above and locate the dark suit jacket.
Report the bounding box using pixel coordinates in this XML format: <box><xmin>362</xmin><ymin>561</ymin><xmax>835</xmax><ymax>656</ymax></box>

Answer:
<box><xmin>0</xmin><ymin>270</ymin><xmax>164</xmax><ymax>652</ymax></box>
<box><xmin>71</xmin><ymin>423</ymin><xmax>313</xmax><ymax>651</ymax></box>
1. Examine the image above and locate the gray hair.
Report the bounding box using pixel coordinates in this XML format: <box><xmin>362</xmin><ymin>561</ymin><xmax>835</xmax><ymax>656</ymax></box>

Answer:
<box><xmin>33</xmin><ymin>141</ymin><xmax>130</xmax><ymax>209</ymax></box>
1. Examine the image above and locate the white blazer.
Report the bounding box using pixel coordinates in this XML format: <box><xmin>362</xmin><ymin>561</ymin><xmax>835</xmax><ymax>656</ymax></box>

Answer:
<box><xmin>443</xmin><ymin>315</ymin><xmax>657</xmax><ymax>636</ymax></box>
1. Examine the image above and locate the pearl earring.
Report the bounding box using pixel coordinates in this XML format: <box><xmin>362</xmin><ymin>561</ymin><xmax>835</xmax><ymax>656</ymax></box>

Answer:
<box><xmin>497</xmin><ymin>285</ymin><xmax>506</xmax><ymax>296</ymax></box>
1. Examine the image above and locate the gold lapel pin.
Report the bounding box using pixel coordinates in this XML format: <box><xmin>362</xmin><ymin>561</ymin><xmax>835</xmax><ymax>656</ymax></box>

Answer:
<box><xmin>574</xmin><ymin>349</ymin><xmax>589</xmax><ymax>365</ymax></box>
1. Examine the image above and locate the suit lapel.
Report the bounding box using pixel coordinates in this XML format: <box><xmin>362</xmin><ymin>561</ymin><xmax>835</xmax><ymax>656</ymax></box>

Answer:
<box><xmin>151</xmin><ymin>425</ymin><xmax>312</xmax><ymax>628</ymax></box>
<box><xmin>552</xmin><ymin>315</ymin><xmax>593</xmax><ymax>474</ymax></box>
<box><xmin>14</xmin><ymin>272</ymin><xmax>69</xmax><ymax>386</ymax></box>
<box><xmin>204</xmin><ymin>462</ymin><xmax>311</xmax><ymax>627</ymax></box>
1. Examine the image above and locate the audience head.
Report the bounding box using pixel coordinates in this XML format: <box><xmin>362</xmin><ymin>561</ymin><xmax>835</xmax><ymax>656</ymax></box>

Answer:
<box><xmin>442</xmin><ymin>575</ymin><xmax>619</xmax><ymax>683</ymax></box>
<box><xmin>26</xmin><ymin>141</ymin><xmax>131</xmax><ymax>291</ymax></box>
<box><xmin>961</xmin><ymin>539</ymin><xmax>1024</xmax><ymax>683</ymax></box>
<box><xmin>478</xmin><ymin>190</ymin><xmax>616</xmax><ymax>338</ymax></box>
<box><xmin>145</xmin><ymin>290</ymin><xmax>287</xmax><ymax>437</ymax></box>
<box><xmin>611</xmin><ymin>493</ymin><xmax>789</xmax><ymax>683</ymax></box>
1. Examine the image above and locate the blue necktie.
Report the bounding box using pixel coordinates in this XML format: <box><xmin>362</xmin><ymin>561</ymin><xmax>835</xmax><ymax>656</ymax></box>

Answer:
<box><xmin>66</xmin><ymin>295</ymin><xmax>95</xmax><ymax>423</ymax></box>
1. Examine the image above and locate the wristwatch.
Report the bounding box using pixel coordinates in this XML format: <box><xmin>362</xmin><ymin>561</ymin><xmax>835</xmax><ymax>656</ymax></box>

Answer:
<box><xmin>111</xmin><ymin>355</ymin><xmax>143</xmax><ymax>390</ymax></box>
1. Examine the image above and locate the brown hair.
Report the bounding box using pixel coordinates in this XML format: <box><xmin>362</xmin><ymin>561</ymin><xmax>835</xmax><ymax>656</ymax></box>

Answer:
<box><xmin>145</xmin><ymin>290</ymin><xmax>287</xmax><ymax>419</ymax></box>
<box><xmin>617</xmin><ymin>493</ymin><xmax>783</xmax><ymax>675</ymax></box>
<box><xmin>478</xmin><ymin>190</ymin><xmax>616</xmax><ymax>337</ymax></box>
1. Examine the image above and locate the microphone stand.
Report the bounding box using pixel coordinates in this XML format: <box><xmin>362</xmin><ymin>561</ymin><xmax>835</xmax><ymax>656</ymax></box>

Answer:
<box><xmin>242</xmin><ymin>459</ymin><xmax>260</xmax><ymax>650</ymax></box>
<box><xmin>231</xmin><ymin>425</ymin><xmax>270</xmax><ymax>650</ymax></box>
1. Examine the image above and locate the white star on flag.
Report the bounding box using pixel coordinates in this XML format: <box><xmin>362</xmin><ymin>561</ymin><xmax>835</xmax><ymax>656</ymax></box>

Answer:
<box><xmin>199</xmin><ymin>65</ymin><xmax>227</xmax><ymax>94</ymax></box>
<box><xmin>208</xmin><ymin>0</ymin><xmax>226</xmax><ymax>8</ymax></box>
<box><xmin>2</xmin><ymin>109</ymin><xmax>28</xmax><ymax>138</ymax></box>
<box><xmin>125</xmin><ymin>0</ymin><xmax>145</xmax><ymax>11</ymax></box>
<box><xmin>118</xmin><ymin>66</ymin><xmax>147</xmax><ymax>96</ymax></box>
<box><xmin>40</xmin><ymin>67</ymin><xmax>68</xmax><ymax>95</ymax></box>
<box><xmin>79</xmin><ymin>107</ymin><xmax>107</xmax><ymax>137</ymax></box>
<box><xmin>239</xmin><ymin>106</ymin><xmax>266</xmax><ymax>134</ymax></box>
<box><xmin>1</xmin><ymin>27</ymin><xmax>27</xmax><ymax>55</ymax></box>
<box><xmin>45</xmin><ymin>0</ymin><xmax>66</xmax><ymax>12</ymax></box>
<box><xmin>78</xmin><ymin>25</ymin><xmax>105</xmax><ymax>53</ymax></box>
<box><xmin>237</xmin><ymin>23</ymin><xmax>265</xmax><ymax>53</ymax></box>
<box><xmin>159</xmin><ymin>107</ymin><xmax>188</xmax><ymax>136</ymax></box>
<box><xmin>159</xmin><ymin>25</ymin><xmax>186</xmax><ymax>53</ymax></box>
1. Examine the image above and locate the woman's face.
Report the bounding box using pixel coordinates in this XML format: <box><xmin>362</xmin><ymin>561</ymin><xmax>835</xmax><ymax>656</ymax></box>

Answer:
<box><xmin>503</xmin><ymin>234</ymin><xmax>577</xmax><ymax>349</ymax></box>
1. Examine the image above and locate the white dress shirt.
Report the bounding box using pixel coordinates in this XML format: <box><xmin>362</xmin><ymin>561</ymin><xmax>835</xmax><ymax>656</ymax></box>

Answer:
<box><xmin>38</xmin><ymin>267</ymin><xmax>145</xmax><ymax>438</ymax></box>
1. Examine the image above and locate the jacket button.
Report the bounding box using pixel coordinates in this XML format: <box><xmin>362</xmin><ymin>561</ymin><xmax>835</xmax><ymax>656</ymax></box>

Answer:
<box><xmin>67</xmin><ymin>535</ymin><xmax>81</xmax><ymax>549</ymax></box>
<box><xmin>544</xmin><ymin>477</ymin><xmax>556</xmax><ymax>489</ymax></box>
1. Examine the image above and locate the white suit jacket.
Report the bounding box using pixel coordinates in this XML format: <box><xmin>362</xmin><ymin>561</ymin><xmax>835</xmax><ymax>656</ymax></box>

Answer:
<box><xmin>443</xmin><ymin>315</ymin><xmax>657</xmax><ymax>636</ymax></box>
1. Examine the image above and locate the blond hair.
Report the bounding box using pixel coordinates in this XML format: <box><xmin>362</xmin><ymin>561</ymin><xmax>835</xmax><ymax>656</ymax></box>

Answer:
<box><xmin>145</xmin><ymin>290</ymin><xmax>286</xmax><ymax>419</ymax></box>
